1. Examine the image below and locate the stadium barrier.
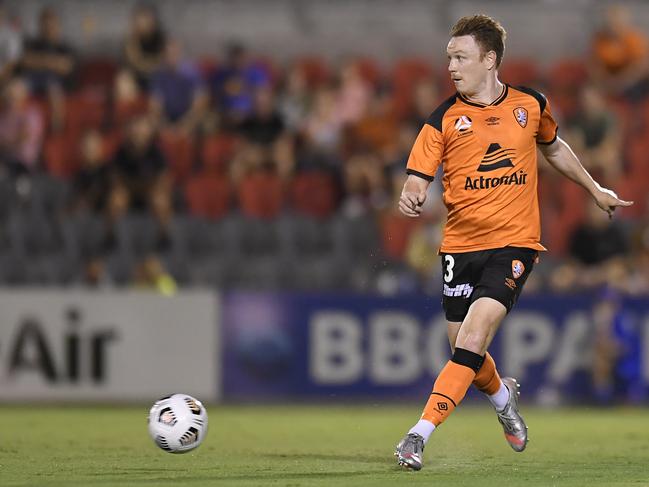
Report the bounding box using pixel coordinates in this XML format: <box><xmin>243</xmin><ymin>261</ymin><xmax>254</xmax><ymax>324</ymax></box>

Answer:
<box><xmin>0</xmin><ymin>291</ymin><xmax>220</xmax><ymax>402</ymax></box>
<box><xmin>222</xmin><ymin>293</ymin><xmax>649</xmax><ymax>403</ymax></box>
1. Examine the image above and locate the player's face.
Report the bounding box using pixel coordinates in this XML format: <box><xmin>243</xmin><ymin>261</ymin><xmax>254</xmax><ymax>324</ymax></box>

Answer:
<box><xmin>447</xmin><ymin>35</ymin><xmax>492</xmax><ymax>96</ymax></box>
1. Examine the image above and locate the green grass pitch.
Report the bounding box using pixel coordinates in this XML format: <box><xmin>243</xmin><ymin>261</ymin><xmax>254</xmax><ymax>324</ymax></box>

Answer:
<box><xmin>2</xmin><ymin>404</ymin><xmax>649</xmax><ymax>486</ymax></box>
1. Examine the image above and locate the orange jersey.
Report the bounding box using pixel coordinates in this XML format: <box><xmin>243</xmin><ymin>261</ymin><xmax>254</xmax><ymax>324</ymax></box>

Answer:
<box><xmin>406</xmin><ymin>84</ymin><xmax>558</xmax><ymax>253</ymax></box>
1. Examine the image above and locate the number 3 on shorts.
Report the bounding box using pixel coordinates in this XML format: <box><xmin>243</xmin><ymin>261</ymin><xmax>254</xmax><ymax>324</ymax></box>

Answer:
<box><xmin>444</xmin><ymin>254</ymin><xmax>455</xmax><ymax>283</ymax></box>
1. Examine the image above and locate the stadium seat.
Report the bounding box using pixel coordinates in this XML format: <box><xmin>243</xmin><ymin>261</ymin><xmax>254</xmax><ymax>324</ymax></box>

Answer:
<box><xmin>102</xmin><ymin>130</ymin><xmax>123</xmax><ymax>160</ymax></box>
<box><xmin>355</xmin><ymin>56</ymin><xmax>382</xmax><ymax>87</ymax></box>
<box><xmin>61</xmin><ymin>211</ymin><xmax>110</xmax><ymax>259</ymax></box>
<box><xmin>29</xmin><ymin>174</ymin><xmax>72</xmax><ymax>216</ymax></box>
<box><xmin>332</xmin><ymin>212</ymin><xmax>382</xmax><ymax>264</ymax></box>
<box><xmin>379</xmin><ymin>212</ymin><xmax>422</xmax><ymax>260</ymax></box>
<box><xmin>290</xmin><ymin>171</ymin><xmax>339</xmax><ymax>219</ymax></box>
<box><xmin>44</xmin><ymin>134</ymin><xmax>79</xmax><ymax>179</ymax></box>
<box><xmin>113</xmin><ymin>96</ymin><xmax>150</xmax><ymax>128</ymax></box>
<box><xmin>294</xmin><ymin>56</ymin><xmax>332</xmax><ymax>88</ymax></box>
<box><xmin>77</xmin><ymin>57</ymin><xmax>119</xmax><ymax>91</ymax></box>
<box><xmin>65</xmin><ymin>88</ymin><xmax>108</xmax><ymax>134</ymax></box>
<box><xmin>184</xmin><ymin>173</ymin><xmax>231</xmax><ymax>220</ymax></box>
<box><xmin>284</xmin><ymin>214</ymin><xmax>336</xmax><ymax>259</ymax></box>
<box><xmin>8</xmin><ymin>206</ymin><xmax>65</xmax><ymax>258</ymax></box>
<box><xmin>499</xmin><ymin>58</ymin><xmax>541</xmax><ymax>87</ymax></box>
<box><xmin>114</xmin><ymin>213</ymin><xmax>174</xmax><ymax>258</ymax></box>
<box><xmin>201</xmin><ymin>134</ymin><xmax>239</xmax><ymax>174</ymax></box>
<box><xmin>237</xmin><ymin>170</ymin><xmax>285</xmax><ymax>219</ymax></box>
<box><xmin>197</xmin><ymin>56</ymin><xmax>219</xmax><ymax>79</ymax></box>
<box><xmin>546</xmin><ymin>58</ymin><xmax>589</xmax><ymax>120</ymax></box>
<box><xmin>159</xmin><ymin>129</ymin><xmax>196</xmax><ymax>183</ymax></box>
<box><xmin>547</xmin><ymin>58</ymin><xmax>588</xmax><ymax>91</ymax></box>
<box><xmin>391</xmin><ymin>58</ymin><xmax>434</xmax><ymax>119</ymax></box>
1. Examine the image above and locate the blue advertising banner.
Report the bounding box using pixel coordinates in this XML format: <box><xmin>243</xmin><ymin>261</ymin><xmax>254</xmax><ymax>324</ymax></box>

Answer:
<box><xmin>222</xmin><ymin>293</ymin><xmax>649</xmax><ymax>403</ymax></box>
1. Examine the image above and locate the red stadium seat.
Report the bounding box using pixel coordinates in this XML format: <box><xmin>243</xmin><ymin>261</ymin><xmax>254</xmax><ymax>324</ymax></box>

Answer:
<box><xmin>379</xmin><ymin>212</ymin><xmax>421</xmax><ymax>260</ymax></box>
<box><xmin>159</xmin><ymin>129</ymin><xmax>196</xmax><ymax>184</ymax></box>
<box><xmin>184</xmin><ymin>173</ymin><xmax>231</xmax><ymax>220</ymax></box>
<box><xmin>238</xmin><ymin>170</ymin><xmax>284</xmax><ymax>219</ymax></box>
<box><xmin>354</xmin><ymin>57</ymin><xmax>382</xmax><ymax>87</ymax></box>
<box><xmin>201</xmin><ymin>134</ymin><xmax>240</xmax><ymax>174</ymax></box>
<box><xmin>290</xmin><ymin>171</ymin><xmax>339</xmax><ymax>219</ymax></box>
<box><xmin>113</xmin><ymin>96</ymin><xmax>150</xmax><ymax>128</ymax></box>
<box><xmin>102</xmin><ymin>130</ymin><xmax>122</xmax><ymax>160</ymax></box>
<box><xmin>65</xmin><ymin>88</ymin><xmax>108</xmax><ymax>134</ymax></box>
<box><xmin>391</xmin><ymin>58</ymin><xmax>434</xmax><ymax>119</ymax></box>
<box><xmin>44</xmin><ymin>134</ymin><xmax>79</xmax><ymax>179</ymax></box>
<box><xmin>547</xmin><ymin>58</ymin><xmax>588</xmax><ymax>91</ymax></box>
<box><xmin>294</xmin><ymin>56</ymin><xmax>332</xmax><ymax>88</ymax></box>
<box><xmin>499</xmin><ymin>58</ymin><xmax>540</xmax><ymax>87</ymax></box>
<box><xmin>77</xmin><ymin>58</ymin><xmax>119</xmax><ymax>91</ymax></box>
<box><xmin>546</xmin><ymin>58</ymin><xmax>589</xmax><ymax>120</ymax></box>
<box><xmin>197</xmin><ymin>56</ymin><xmax>219</xmax><ymax>79</ymax></box>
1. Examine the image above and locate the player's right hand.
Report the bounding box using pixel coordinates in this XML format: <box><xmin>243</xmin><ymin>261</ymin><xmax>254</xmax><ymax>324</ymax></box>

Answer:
<box><xmin>399</xmin><ymin>191</ymin><xmax>426</xmax><ymax>217</ymax></box>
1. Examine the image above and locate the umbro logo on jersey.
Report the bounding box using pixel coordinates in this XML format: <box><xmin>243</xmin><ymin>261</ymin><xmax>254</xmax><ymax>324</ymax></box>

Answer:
<box><xmin>485</xmin><ymin>116</ymin><xmax>500</xmax><ymax>125</ymax></box>
<box><xmin>477</xmin><ymin>143</ymin><xmax>515</xmax><ymax>172</ymax></box>
<box><xmin>454</xmin><ymin>115</ymin><xmax>472</xmax><ymax>131</ymax></box>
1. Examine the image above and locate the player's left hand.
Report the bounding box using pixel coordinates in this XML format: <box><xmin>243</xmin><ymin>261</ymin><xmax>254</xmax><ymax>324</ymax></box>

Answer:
<box><xmin>593</xmin><ymin>187</ymin><xmax>633</xmax><ymax>219</ymax></box>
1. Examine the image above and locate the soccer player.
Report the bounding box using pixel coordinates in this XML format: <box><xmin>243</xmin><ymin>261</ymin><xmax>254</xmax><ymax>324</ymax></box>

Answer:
<box><xmin>394</xmin><ymin>14</ymin><xmax>633</xmax><ymax>471</ymax></box>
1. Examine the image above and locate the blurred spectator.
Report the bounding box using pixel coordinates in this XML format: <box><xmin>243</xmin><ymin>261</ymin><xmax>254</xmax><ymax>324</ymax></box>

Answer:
<box><xmin>209</xmin><ymin>43</ymin><xmax>270</xmax><ymax>124</ymax></box>
<box><xmin>77</xmin><ymin>256</ymin><xmax>114</xmax><ymax>289</ymax></box>
<box><xmin>20</xmin><ymin>7</ymin><xmax>76</xmax><ymax>94</ymax></box>
<box><xmin>20</xmin><ymin>7</ymin><xmax>75</xmax><ymax>131</ymax></box>
<box><xmin>0</xmin><ymin>3</ymin><xmax>22</xmax><ymax>83</ymax></box>
<box><xmin>592</xmin><ymin>289</ymin><xmax>645</xmax><ymax>404</ymax></box>
<box><xmin>148</xmin><ymin>182</ymin><xmax>174</xmax><ymax>252</ymax></box>
<box><xmin>303</xmin><ymin>86</ymin><xmax>343</xmax><ymax>155</ymax></box>
<box><xmin>113</xmin><ymin>69</ymin><xmax>149</xmax><ymax>128</ymax></box>
<box><xmin>628</xmin><ymin>195</ymin><xmax>649</xmax><ymax>294</ymax></box>
<box><xmin>124</xmin><ymin>3</ymin><xmax>166</xmax><ymax>89</ymax></box>
<box><xmin>349</xmin><ymin>88</ymin><xmax>399</xmax><ymax>160</ymax></box>
<box><xmin>564</xmin><ymin>85</ymin><xmax>622</xmax><ymax>180</ymax></box>
<box><xmin>229</xmin><ymin>142</ymin><xmax>268</xmax><ymax>183</ymax></box>
<box><xmin>133</xmin><ymin>254</ymin><xmax>177</xmax><ymax>295</ymax></box>
<box><xmin>591</xmin><ymin>5</ymin><xmax>649</xmax><ymax>100</ymax></box>
<box><xmin>337</xmin><ymin>61</ymin><xmax>372</xmax><ymax>124</ymax></box>
<box><xmin>410</xmin><ymin>79</ymin><xmax>439</xmax><ymax>127</ymax></box>
<box><xmin>278</xmin><ymin>64</ymin><xmax>310</xmax><ymax>132</ymax></box>
<box><xmin>72</xmin><ymin>130</ymin><xmax>112</xmax><ymax>213</ymax></box>
<box><xmin>150</xmin><ymin>38</ymin><xmax>207</xmax><ymax>133</ymax></box>
<box><xmin>237</xmin><ymin>86</ymin><xmax>285</xmax><ymax>146</ymax></box>
<box><xmin>0</xmin><ymin>77</ymin><xmax>44</xmax><ymax>176</ymax></box>
<box><xmin>551</xmin><ymin>202</ymin><xmax>629</xmax><ymax>292</ymax></box>
<box><xmin>113</xmin><ymin>116</ymin><xmax>168</xmax><ymax>210</ymax></box>
<box><xmin>342</xmin><ymin>150</ymin><xmax>387</xmax><ymax>216</ymax></box>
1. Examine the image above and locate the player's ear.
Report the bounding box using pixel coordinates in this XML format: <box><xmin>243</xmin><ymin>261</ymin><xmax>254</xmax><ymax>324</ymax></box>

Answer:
<box><xmin>484</xmin><ymin>50</ymin><xmax>497</xmax><ymax>70</ymax></box>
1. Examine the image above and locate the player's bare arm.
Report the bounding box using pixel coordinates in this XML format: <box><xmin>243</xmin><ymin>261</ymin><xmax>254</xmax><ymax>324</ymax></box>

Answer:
<box><xmin>538</xmin><ymin>136</ymin><xmax>634</xmax><ymax>217</ymax></box>
<box><xmin>398</xmin><ymin>174</ymin><xmax>429</xmax><ymax>218</ymax></box>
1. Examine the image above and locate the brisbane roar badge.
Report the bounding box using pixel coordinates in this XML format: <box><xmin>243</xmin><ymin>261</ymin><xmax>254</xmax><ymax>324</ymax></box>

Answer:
<box><xmin>513</xmin><ymin>107</ymin><xmax>528</xmax><ymax>128</ymax></box>
<box><xmin>512</xmin><ymin>260</ymin><xmax>525</xmax><ymax>279</ymax></box>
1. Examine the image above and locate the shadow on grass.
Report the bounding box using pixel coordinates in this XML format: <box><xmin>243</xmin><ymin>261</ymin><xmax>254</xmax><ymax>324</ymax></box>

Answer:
<box><xmin>260</xmin><ymin>452</ymin><xmax>387</xmax><ymax>465</ymax></box>
<box><xmin>61</xmin><ymin>470</ymin><xmax>382</xmax><ymax>485</ymax></box>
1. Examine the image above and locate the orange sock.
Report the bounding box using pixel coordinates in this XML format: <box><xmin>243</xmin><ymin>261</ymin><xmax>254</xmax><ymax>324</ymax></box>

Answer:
<box><xmin>421</xmin><ymin>348</ymin><xmax>483</xmax><ymax>426</ymax></box>
<box><xmin>472</xmin><ymin>352</ymin><xmax>502</xmax><ymax>395</ymax></box>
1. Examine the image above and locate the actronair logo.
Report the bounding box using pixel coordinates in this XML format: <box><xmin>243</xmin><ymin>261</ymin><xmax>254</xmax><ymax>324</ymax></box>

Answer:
<box><xmin>478</xmin><ymin>143</ymin><xmax>515</xmax><ymax>172</ymax></box>
<box><xmin>464</xmin><ymin>170</ymin><xmax>528</xmax><ymax>191</ymax></box>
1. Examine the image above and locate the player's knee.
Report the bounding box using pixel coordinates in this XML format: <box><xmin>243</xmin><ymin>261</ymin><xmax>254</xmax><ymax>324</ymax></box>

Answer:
<box><xmin>455</xmin><ymin>331</ymin><xmax>488</xmax><ymax>355</ymax></box>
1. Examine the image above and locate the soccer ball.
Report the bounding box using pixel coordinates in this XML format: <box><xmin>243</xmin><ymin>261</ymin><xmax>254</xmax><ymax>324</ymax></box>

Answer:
<box><xmin>147</xmin><ymin>394</ymin><xmax>208</xmax><ymax>453</ymax></box>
